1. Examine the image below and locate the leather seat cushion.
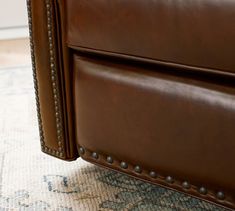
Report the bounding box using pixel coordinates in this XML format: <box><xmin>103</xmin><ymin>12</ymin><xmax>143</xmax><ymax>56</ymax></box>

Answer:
<box><xmin>66</xmin><ymin>0</ymin><xmax>235</xmax><ymax>75</ymax></box>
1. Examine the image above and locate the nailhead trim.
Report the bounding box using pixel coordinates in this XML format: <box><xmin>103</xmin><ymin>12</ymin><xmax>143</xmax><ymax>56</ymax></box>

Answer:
<box><xmin>166</xmin><ymin>176</ymin><xmax>174</xmax><ymax>184</ymax></box>
<box><xmin>134</xmin><ymin>166</ymin><xmax>142</xmax><ymax>174</ymax></box>
<box><xmin>77</xmin><ymin>146</ymin><xmax>233</xmax><ymax>207</ymax></box>
<box><xmin>106</xmin><ymin>156</ymin><xmax>114</xmax><ymax>164</ymax></box>
<box><xmin>199</xmin><ymin>187</ymin><xmax>207</xmax><ymax>195</ymax></box>
<box><xmin>27</xmin><ymin>0</ymin><xmax>45</xmax><ymax>149</ymax></box>
<box><xmin>79</xmin><ymin>147</ymin><xmax>85</xmax><ymax>155</ymax></box>
<box><xmin>92</xmin><ymin>152</ymin><xmax>99</xmax><ymax>159</ymax></box>
<box><xmin>45</xmin><ymin>0</ymin><xmax>65</xmax><ymax>157</ymax></box>
<box><xmin>149</xmin><ymin>171</ymin><xmax>157</xmax><ymax>178</ymax></box>
<box><xmin>120</xmin><ymin>162</ymin><xmax>128</xmax><ymax>169</ymax></box>
<box><xmin>217</xmin><ymin>191</ymin><xmax>225</xmax><ymax>200</ymax></box>
<box><xmin>182</xmin><ymin>181</ymin><xmax>191</xmax><ymax>189</ymax></box>
<box><xmin>27</xmin><ymin>0</ymin><xmax>65</xmax><ymax>158</ymax></box>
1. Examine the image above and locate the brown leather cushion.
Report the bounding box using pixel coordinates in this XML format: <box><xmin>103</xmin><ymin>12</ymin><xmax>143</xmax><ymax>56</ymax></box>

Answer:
<box><xmin>73</xmin><ymin>55</ymin><xmax>235</xmax><ymax>206</ymax></box>
<box><xmin>66</xmin><ymin>0</ymin><xmax>235</xmax><ymax>75</ymax></box>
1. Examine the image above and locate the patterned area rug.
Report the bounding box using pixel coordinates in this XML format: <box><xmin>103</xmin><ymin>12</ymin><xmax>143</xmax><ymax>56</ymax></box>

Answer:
<box><xmin>0</xmin><ymin>66</ymin><xmax>229</xmax><ymax>211</ymax></box>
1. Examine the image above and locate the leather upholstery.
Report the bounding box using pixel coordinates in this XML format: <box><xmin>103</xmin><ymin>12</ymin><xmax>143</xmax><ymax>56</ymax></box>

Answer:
<box><xmin>28</xmin><ymin>0</ymin><xmax>78</xmax><ymax>160</ymax></box>
<box><xmin>74</xmin><ymin>55</ymin><xmax>235</xmax><ymax>209</ymax></box>
<box><xmin>67</xmin><ymin>0</ymin><xmax>235</xmax><ymax>75</ymax></box>
<box><xmin>28</xmin><ymin>0</ymin><xmax>235</xmax><ymax>209</ymax></box>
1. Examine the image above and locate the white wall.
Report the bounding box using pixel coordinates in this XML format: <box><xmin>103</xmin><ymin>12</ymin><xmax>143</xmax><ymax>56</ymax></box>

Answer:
<box><xmin>0</xmin><ymin>0</ymin><xmax>28</xmax><ymax>39</ymax></box>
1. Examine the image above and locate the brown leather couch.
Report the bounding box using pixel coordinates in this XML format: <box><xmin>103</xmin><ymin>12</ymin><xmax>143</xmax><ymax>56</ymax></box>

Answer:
<box><xmin>27</xmin><ymin>0</ymin><xmax>235</xmax><ymax>209</ymax></box>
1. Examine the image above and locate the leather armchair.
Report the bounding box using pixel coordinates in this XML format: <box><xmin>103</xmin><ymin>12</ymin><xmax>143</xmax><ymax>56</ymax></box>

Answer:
<box><xmin>27</xmin><ymin>0</ymin><xmax>235</xmax><ymax>209</ymax></box>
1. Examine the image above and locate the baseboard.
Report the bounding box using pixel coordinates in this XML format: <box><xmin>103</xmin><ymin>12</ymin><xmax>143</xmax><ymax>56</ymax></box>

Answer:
<box><xmin>0</xmin><ymin>26</ymin><xmax>29</xmax><ymax>40</ymax></box>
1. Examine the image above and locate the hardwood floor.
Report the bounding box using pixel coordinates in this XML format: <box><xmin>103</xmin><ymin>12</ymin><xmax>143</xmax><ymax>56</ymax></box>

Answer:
<box><xmin>0</xmin><ymin>38</ymin><xmax>31</xmax><ymax>68</ymax></box>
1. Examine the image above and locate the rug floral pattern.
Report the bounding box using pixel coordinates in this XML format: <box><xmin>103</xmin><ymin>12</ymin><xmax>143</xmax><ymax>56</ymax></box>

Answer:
<box><xmin>0</xmin><ymin>67</ymin><xmax>229</xmax><ymax>210</ymax></box>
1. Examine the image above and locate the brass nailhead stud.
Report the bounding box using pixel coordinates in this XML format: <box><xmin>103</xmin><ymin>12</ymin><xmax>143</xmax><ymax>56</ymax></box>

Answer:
<box><xmin>199</xmin><ymin>187</ymin><xmax>207</xmax><ymax>195</ymax></box>
<box><xmin>79</xmin><ymin>147</ymin><xmax>85</xmax><ymax>155</ymax></box>
<box><xmin>166</xmin><ymin>176</ymin><xmax>174</xmax><ymax>184</ymax></box>
<box><xmin>149</xmin><ymin>171</ymin><xmax>157</xmax><ymax>178</ymax></box>
<box><xmin>217</xmin><ymin>191</ymin><xmax>225</xmax><ymax>200</ymax></box>
<box><xmin>106</xmin><ymin>156</ymin><xmax>113</xmax><ymax>164</ymax></box>
<box><xmin>182</xmin><ymin>181</ymin><xmax>190</xmax><ymax>189</ymax></box>
<box><xmin>92</xmin><ymin>152</ymin><xmax>99</xmax><ymax>159</ymax></box>
<box><xmin>120</xmin><ymin>162</ymin><xmax>128</xmax><ymax>169</ymax></box>
<box><xmin>134</xmin><ymin>166</ymin><xmax>142</xmax><ymax>173</ymax></box>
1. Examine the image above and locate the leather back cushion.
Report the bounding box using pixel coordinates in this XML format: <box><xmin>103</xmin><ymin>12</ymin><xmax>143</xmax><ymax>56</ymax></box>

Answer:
<box><xmin>66</xmin><ymin>0</ymin><xmax>235</xmax><ymax>75</ymax></box>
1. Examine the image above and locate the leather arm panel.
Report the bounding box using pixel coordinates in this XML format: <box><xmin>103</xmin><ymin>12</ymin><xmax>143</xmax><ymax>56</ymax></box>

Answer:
<box><xmin>27</xmin><ymin>0</ymin><xmax>78</xmax><ymax>160</ymax></box>
<box><xmin>74</xmin><ymin>55</ymin><xmax>235</xmax><ymax>209</ymax></box>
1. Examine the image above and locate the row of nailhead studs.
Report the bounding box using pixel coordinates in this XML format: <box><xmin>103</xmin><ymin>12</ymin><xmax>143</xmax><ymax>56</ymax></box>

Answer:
<box><xmin>27</xmin><ymin>0</ymin><xmax>45</xmax><ymax>149</ymax></box>
<box><xmin>45</xmin><ymin>0</ymin><xmax>64</xmax><ymax>158</ymax></box>
<box><xmin>78</xmin><ymin>147</ymin><xmax>226</xmax><ymax>201</ymax></box>
<box><xmin>27</xmin><ymin>0</ymin><xmax>64</xmax><ymax>158</ymax></box>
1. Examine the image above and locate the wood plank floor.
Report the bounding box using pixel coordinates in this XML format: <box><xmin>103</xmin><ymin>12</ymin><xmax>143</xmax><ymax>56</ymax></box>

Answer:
<box><xmin>0</xmin><ymin>38</ymin><xmax>31</xmax><ymax>68</ymax></box>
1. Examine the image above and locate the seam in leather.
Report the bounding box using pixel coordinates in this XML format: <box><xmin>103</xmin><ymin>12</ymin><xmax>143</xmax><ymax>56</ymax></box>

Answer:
<box><xmin>68</xmin><ymin>44</ymin><xmax>235</xmax><ymax>78</ymax></box>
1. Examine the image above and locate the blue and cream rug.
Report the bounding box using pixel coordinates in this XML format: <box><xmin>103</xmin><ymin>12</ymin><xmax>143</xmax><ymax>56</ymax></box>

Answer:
<box><xmin>0</xmin><ymin>66</ymin><xmax>229</xmax><ymax>211</ymax></box>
